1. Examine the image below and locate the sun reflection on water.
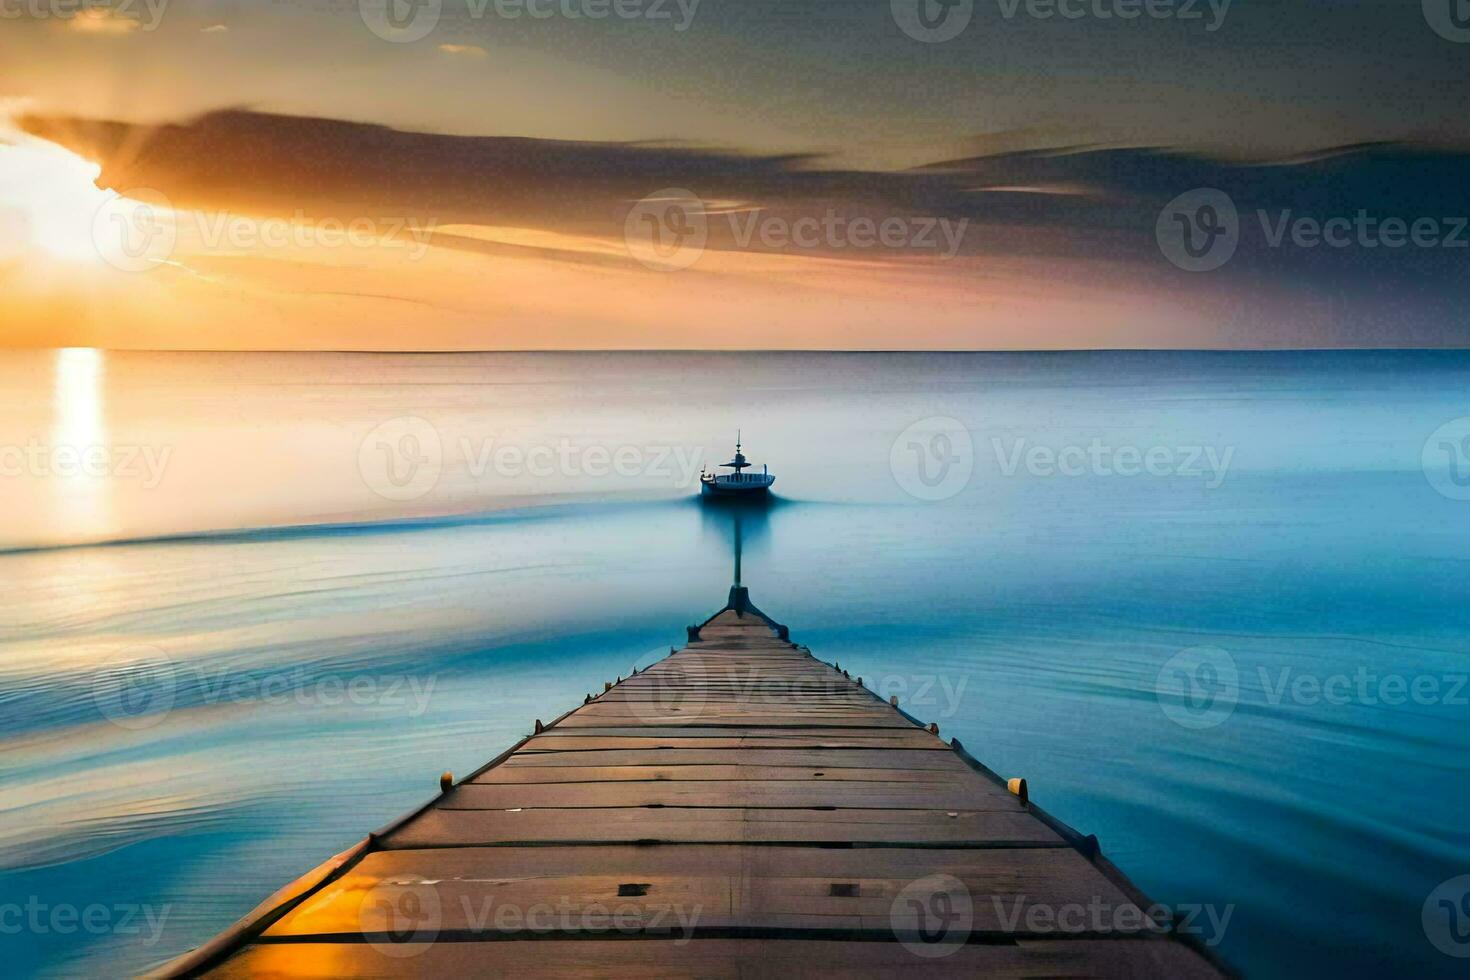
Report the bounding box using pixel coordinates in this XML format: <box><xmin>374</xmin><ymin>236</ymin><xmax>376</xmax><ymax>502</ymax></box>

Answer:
<box><xmin>51</xmin><ymin>347</ymin><xmax>111</xmax><ymax>536</ymax></box>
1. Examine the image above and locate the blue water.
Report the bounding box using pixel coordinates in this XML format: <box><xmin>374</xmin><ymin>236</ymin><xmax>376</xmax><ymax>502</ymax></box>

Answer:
<box><xmin>1</xmin><ymin>350</ymin><xmax>1468</xmax><ymax>977</ymax></box>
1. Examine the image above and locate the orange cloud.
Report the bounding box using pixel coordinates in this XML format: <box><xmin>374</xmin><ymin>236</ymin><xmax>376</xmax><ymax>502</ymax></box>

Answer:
<box><xmin>438</xmin><ymin>44</ymin><xmax>488</xmax><ymax>58</ymax></box>
<box><xmin>9</xmin><ymin>110</ymin><xmax>1470</xmax><ymax>350</ymax></box>
<box><xmin>67</xmin><ymin>8</ymin><xmax>142</xmax><ymax>35</ymax></box>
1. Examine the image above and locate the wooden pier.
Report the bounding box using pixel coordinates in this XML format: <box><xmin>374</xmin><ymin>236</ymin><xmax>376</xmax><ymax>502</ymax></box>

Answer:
<box><xmin>157</xmin><ymin>591</ymin><xmax>1228</xmax><ymax>977</ymax></box>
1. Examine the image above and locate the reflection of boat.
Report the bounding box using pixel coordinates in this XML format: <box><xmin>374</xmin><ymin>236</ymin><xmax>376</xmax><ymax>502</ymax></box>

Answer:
<box><xmin>700</xmin><ymin>433</ymin><xmax>774</xmax><ymax>498</ymax></box>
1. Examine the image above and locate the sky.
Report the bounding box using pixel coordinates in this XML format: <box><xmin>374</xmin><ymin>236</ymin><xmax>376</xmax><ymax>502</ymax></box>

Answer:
<box><xmin>1</xmin><ymin>0</ymin><xmax>1468</xmax><ymax>349</ymax></box>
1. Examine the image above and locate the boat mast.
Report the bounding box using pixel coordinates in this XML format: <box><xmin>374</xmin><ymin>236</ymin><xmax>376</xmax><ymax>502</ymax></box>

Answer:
<box><xmin>722</xmin><ymin>431</ymin><xmax>750</xmax><ymax>475</ymax></box>
<box><xmin>733</xmin><ymin>513</ymin><xmax>743</xmax><ymax>587</ymax></box>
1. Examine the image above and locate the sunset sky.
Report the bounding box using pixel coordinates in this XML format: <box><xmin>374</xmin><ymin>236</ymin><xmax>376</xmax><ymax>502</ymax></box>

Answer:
<box><xmin>2</xmin><ymin>0</ymin><xmax>1469</xmax><ymax>349</ymax></box>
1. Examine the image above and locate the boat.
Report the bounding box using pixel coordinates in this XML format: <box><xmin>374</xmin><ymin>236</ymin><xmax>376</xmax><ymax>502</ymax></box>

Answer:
<box><xmin>700</xmin><ymin>433</ymin><xmax>774</xmax><ymax>497</ymax></box>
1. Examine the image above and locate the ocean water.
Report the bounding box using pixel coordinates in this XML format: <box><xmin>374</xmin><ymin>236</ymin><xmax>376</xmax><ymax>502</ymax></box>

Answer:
<box><xmin>1</xmin><ymin>349</ymin><xmax>1468</xmax><ymax>978</ymax></box>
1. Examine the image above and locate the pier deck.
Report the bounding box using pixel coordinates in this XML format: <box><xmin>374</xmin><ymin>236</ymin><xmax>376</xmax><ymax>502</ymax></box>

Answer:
<box><xmin>159</xmin><ymin>596</ymin><xmax>1228</xmax><ymax>977</ymax></box>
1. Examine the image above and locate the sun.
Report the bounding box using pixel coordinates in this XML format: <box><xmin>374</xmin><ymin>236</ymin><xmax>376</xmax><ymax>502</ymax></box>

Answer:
<box><xmin>0</xmin><ymin>119</ymin><xmax>170</xmax><ymax>269</ymax></box>
<box><xmin>26</xmin><ymin>151</ymin><xmax>112</xmax><ymax>262</ymax></box>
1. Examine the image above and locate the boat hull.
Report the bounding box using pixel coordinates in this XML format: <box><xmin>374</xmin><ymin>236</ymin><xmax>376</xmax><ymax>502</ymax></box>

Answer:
<box><xmin>701</xmin><ymin>478</ymin><xmax>774</xmax><ymax>497</ymax></box>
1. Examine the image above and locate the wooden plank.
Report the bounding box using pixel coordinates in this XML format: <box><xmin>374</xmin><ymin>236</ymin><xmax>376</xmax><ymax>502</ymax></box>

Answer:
<box><xmin>336</xmin><ymin>845</ymin><xmax>1091</xmax><ymax>880</ymax></box>
<box><xmin>211</xmin><ymin>939</ymin><xmax>1223</xmax><ymax>979</ymax></box>
<box><xmin>379</xmin><ymin>807</ymin><xmax>1061</xmax><ymax>849</ymax></box>
<box><xmin>263</xmin><ymin>846</ymin><xmax>1141</xmax><ymax>939</ymax></box>
<box><xmin>501</xmin><ymin>749</ymin><xmax>972</xmax><ymax>770</ymax></box>
<box><xmin>525</xmin><ymin>728</ymin><xmax>944</xmax><ymax>745</ymax></box>
<box><xmin>516</xmin><ymin>734</ymin><xmax>952</xmax><ymax>750</ymax></box>
<box><xmin>596</xmin><ymin>692</ymin><xmax>876</xmax><ymax>704</ymax></box>
<box><xmin>473</xmin><ymin>765</ymin><xmax>966</xmax><ymax>785</ymax></box>
<box><xmin>555</xmin><ymin>715</ymin><xmax>916</xmax><ymax>730</ymax></box>
<box><xmin>437</xmin><ymin>780</ymin><xmax>1018</xmax><ymax>811</ymax></box>
<box><xmin>561</xmin><ymin>700</ymin><xmax>901</xmax><ymax>714</ymax></box>
<box><xmin>563</xmin><ymin>707</ymin><xmax>899</xmax><ymax>721</ymax></box>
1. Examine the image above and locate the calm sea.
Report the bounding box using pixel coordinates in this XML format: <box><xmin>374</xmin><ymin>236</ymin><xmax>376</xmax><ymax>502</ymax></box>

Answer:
<box><xmin>1</xmin><ymin>350</ymin><xmax>1468</xmax><ymax>977</ymax></box>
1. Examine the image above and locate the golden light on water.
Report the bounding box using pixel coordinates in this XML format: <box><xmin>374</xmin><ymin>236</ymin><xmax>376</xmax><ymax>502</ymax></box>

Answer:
<box><xmin>54</xmin><ymin>347</ymin><xmax>104</xmax><ymax>444</ymax></box>
<box><xmin>51</xmin><ymin>347</ymin><xmax>112</xmax><ymax>535</ymax></box>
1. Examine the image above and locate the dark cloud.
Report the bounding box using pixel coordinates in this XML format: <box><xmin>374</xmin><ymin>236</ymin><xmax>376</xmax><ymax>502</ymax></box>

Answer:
<box><xmin>22</xmin><ymin>110</ymin><xmax>1470</xmax><ymax>344</ymax></box>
